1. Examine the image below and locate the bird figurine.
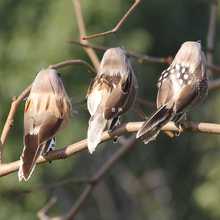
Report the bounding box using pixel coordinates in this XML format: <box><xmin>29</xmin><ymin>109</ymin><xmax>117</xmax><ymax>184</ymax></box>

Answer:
<box><xmin>136</xmin><ymin>41</ymin><xmax>208</xmax><ymax>143</ymax></box>
<box><xmin>87</xmin><ymin>47</ymin><xmax>137</xmax><ymax>153</ymax></box>
<box><xmin>18</xmin><ymin>68</ymin><xmax>72</xmax><ymax>181</ymax></box>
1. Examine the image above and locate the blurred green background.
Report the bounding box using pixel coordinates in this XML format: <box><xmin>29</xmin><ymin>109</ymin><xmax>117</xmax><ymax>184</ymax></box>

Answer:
<box><xmin>1</xmin><ymin>0</ymin><xmax>220</xmax><ymax>219</ymax></box>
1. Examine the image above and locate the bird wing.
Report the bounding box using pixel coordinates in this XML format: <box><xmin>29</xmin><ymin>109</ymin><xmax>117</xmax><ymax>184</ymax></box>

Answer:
<box><xmin>156</xmin><ymin>69</ymin><xmax>174</xmax><ymax>108</ymax></box>
<box><xmin>87</xmin><ymin>75</ymin><xmax>112</xmax><ymax>153</ymax></box>
<box><xmin>86</xmin><ymin>72</ymin><xmax>136</xmax><ymax>153</ymax></box>
<box><xmin>174</xmin><ymin>83</ymin><xmax>198</xmax><ymax>113</ymax></box>
<box><xmin>19</xmin><ymin>107</ymin><xmax>63</xmax><ymax>181</ymax></box>
<box><xmin>19</xmin><ymin>92</ymin><xmax>68</xmax><ymax>181</ymax></box>
<box><xmin>87</xmin><ymin>76</ymin><xmax>109</xmax><ymax>116</ymax></box>
<box><xmin>104</xmin><ymin>71</ymin><xmax>136</xmax><ymax>120</ymax></box>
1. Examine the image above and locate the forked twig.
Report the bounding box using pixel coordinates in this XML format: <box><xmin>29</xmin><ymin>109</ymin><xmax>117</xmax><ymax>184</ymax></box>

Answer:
<box><xmin>72</xmin><ymin>0</ymin><xmax>100</xmax><ymax>70</ymax></box>
<box><xmin>0</xmin><ymin>85</ymin><xmax>32</xmax><ymax>163</ymax></box>
<box><xmin>82</xmin><ymin>0</ymin><xmax>142</xmax><ymax>40</ymax></box>
<box><xmin>61</xmin><ymin>137</ymin><xmax>137</xmax><ymax>220</ymax></box>
<box><xmin>37</xmin><ymin>197</ymin><xmax>60</xmax><ymax>220</ymax></box>
<box><xmin>69</xmin><ymin>40</ymin><xmax>172</xmax><ymax>64</ymax></box>
<box><xmin>70</xmin><ymin>40</ymin><xmax>220</xmax><ymax>73</ymax></box>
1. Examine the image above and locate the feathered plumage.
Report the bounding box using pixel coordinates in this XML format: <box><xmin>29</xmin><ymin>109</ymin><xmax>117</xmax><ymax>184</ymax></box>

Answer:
<box><xmin>87</xmin><ymin>47</ymin><xmax>137</xmax><ymax>153</ymax></box>
<box><xmin>18</xmin><ymin>68</ymin><xmax>71</xmax><ymax>181</ymax></box>
<box><xmin>137</xmin><ymin>41</ymin><xmax>208</xmax><ymax>143</ymax></box>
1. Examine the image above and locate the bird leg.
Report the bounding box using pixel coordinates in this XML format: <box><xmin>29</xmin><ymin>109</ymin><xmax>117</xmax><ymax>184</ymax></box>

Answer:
<box><xmin>173</xmin><ymin>113</ymin><xmax>187</xmax><ymax>136</ymax></box>
<box><xmin>108</xmin><ymin>117</ymin><xmax>121</xmax><ymax>142</ymax></box>
<box><xmin>43</xmin><ymin>137</ymin><xmax>56</xmax><ymax>163</ymax></box>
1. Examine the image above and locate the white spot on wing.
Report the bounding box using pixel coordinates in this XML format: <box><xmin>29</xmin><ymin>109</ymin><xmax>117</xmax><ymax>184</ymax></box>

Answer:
<box><xmin>183</xmin><ymin>74</ymin><xmax>189</xmax><ymax>79</ymax></box>
<box><xmin>112</xmin><ymin>107</ymin><xmax>116</xmax><ymax>112</ymax></box>
<box><xmin>176</xmin><ymin>73</ymin><xmax>181</xmax><ymax>78</ymax></box>
<box><xmin>175</xmin><ymin>64</ymin><xmax>180</xmax><ymax>71</ymax></box>
<box><xmin>179</xmin><ymin>79</ymin><xmax>183</xmax><ymax>85</ymax></box>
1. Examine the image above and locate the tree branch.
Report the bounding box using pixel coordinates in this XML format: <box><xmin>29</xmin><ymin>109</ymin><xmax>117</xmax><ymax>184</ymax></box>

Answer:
<box><xmin>38</xmin><ymin>197</ymin><xmax>60</xmax><ymax>220</ymax></box>
<box><xmin>69</xmin><ymin>40</ymin><xmax>172</xmax><ymax>64</ymax></box>
<box><xmin>72</xmin><ymin>0</ymin><xmax>100</xmax><ymax>70</ymax></box>
<box><xmin>0</xmin><ymin>85</ymin><xmax>32</xmax><ymax>164</ymax></box>
<box><xmin>82</xmin><ymin>0</ymin><xmax>142</xmax><ymax>40</ymax></box>
<box><xmin>206</xmin><ymin>0</ymin><xmax>218</xmax><ymax>77</ymax></box>
<box><xmin>208</xmin><ymin>78</ymin><xmax>220</xmax><ymax>91</ymax></box>
<box><xmin>1</xmin><ymin>120</ymin><xmax>220</xmax><ymax>177</ymax></box>
<box><xmin>69</xmin><ymin>40</ymin><xmax>220</xmax><ymax>73</ymax></box>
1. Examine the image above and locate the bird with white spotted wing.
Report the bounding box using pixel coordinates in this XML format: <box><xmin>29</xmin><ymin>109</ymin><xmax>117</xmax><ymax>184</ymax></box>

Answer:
<box><xmin>18</xmin><ymin>68</ymin><xmax>72</xmax><ymax>181</ymax></box>
<box><xmin>87</xmin><ymin>47</ymin><xmax>137</xmax><ymax>153</ymax></box>
<box><xmin>136</xmin><ymin>41</ymin><xmax>208</xmax><ymax>143</ymax></box>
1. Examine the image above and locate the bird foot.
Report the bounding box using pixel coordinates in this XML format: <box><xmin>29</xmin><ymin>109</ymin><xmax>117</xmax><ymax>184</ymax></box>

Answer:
<box><xmin>43</xmin><ymin>138</ymin><xmax>56</xmax><ymax>163</ymax></box>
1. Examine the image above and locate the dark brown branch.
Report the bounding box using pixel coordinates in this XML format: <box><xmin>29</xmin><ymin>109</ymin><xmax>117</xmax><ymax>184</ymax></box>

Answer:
<box><xmin>136</xmin><ymin>97</ymin><xmax>156</xmax><ymax>109</ymax></box>
<box><xmin>70</xmin><ymin>40</ymin><xmax>220</xmax><ymax>73</ymax></box>
<box><xmin>69</xmin><ymin>40</ymin><xmax>172</xmax><ymax>64</ymax></box>
<box><xmin>206</xmin><ymin>0</ymin><xmax>218</xmax><ymax>76</ymax></box>
<box><xmin>208</xmin><ymin>79</ymin><xmax>220</xmax><ymax>91</ymax></box>
<box><xmin>49</xmin><ymin>59</ymin><xmax>96</xmax><ymax>74</ymax></box>
<box><xmin>0</xmin><ymin>85</ymin><xmax>31</xmax><ymax>164</ymax></box>
<box><xmin>82</xmin><ymin>0</ymin><xmax>142</xmax><ymax>40</ymax></box>
<box><xmin>72</xmin><ymin>0</ymin><xmax>100</xmax><ymax>70</ymax></box>
<box><xmin>207</xmin><ymin>64</ymin><xmax>220</xmax><ymax>74</ymax></box>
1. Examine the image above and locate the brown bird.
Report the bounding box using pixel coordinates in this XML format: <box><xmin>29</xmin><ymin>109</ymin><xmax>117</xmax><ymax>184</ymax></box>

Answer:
<box><xmin>87</xmin><ymin>47</ymin><xmax>137</xmax><ymax>153</ymax></box>
<box><xmin>136</xmin><ymin>41</ymin><xmax>208</xmax><ymax>143</ymax></box>
<box><xmin>18</xmin><ymin>68</ymin><xmax>71</xmax><ymax>181</ymax></box>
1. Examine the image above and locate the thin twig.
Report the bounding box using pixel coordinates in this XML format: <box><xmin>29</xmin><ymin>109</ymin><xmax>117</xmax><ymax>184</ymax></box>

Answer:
<box><xmin>207</xmin><ymin>64</ymin><xmax>220</xmax><ymax>74</ymax></box>
<box><xmin>0</xmin><ymin>85</ymin><xmax>31</xmax><ymax>164</ymax></box>
<box><xmin>1</xmin><ymin>120</ymin><xmax>220</xmax><ymax>177</ymax></box>
<box><xmin>82</xmin><ymin>0</ymin><xmax>142</xmax><ymax>40</ymax></box>
<box><xmin>208</xmin><ymin>79</ymin><xmax>220</xmax><ymax>90</ymax></box>
<box><xmin>136</xmin><ymin>97</ymin><xmax>156</xmax><ymax>109</ymax></box>
<box><xmin>72</xmin><ymin>0</ymin><xmax>100</xmax><ymax>70</ymax></box>
<box><xmin>49</xmin><ymin>59</ymin><xmax>96</xmax><ymax>74</ymax></box>
<box><xmin>69</xmin><ymin>40</ymin><xmax>107</xmax><ymax>52</ymax></box>
<box><xmin>206</xmin><ymin>0</ymin><xmax>218</xmax><ymax>77</ymax></box>
<box><xmin>38</xmin><ymin>197</ymin><xmax>60</xmax><ymax>220</ymax></box>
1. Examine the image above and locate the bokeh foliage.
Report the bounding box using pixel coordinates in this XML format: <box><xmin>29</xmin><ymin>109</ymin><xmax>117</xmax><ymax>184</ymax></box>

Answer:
<box><xmin>0</xmin><ymin>0</ymin><xmax>220</xmax><ymax>219</ymax></box>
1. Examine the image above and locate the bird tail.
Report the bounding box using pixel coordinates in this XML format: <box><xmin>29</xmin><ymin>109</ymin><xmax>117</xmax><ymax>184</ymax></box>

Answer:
<box><xmin>136</xmin><ymin>105</ymin><xmax>173</xmax><ymax>144</ymax></box>
<box><xmin>87</xmin><ymin>108</ymin><xmax>107</xmax><ymax>154</ymax></box>
<box><xmin>18</xmin><ymin>134</ymin><xmax>46</xmax><ymax>181</ymax></box>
